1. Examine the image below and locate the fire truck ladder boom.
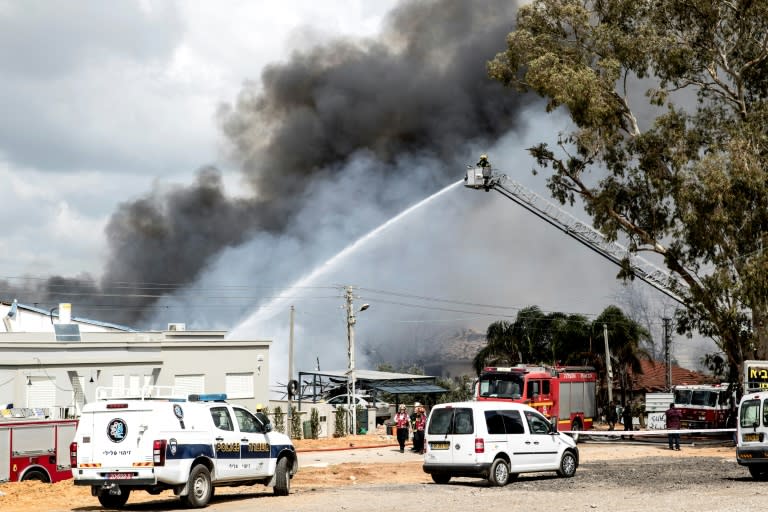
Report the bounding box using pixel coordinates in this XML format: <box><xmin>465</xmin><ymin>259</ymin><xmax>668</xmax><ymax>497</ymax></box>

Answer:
<box><xmin>466</xmin><ymin>169</ymin><xmax>686</xmax><ymax>304</ymax></box>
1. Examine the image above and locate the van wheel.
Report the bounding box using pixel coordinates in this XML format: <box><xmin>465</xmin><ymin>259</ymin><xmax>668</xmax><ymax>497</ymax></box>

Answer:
<box><xmin>431</xmin><ymin>473</ymin><xmax>451</xmax><ymax>484</ymax></box>
<box><xmin>749</xmin><ymin>465</ymin><xmax>768</xmax><ymax>480</ymax></box>
<box><xmin>273</xmin><ymin>457</ymin><xmax>291</xmax><ymax>496</ymax></box>
<box><xmin>489</xmin><ymin>458</ymin><xmax>510</xmax><ymax>486</ymax></box>
<box><xmin>21</xmin><ymin>470</ymin><xmax>49</xmax><ymax>483</ymax></box>
<box><xmin>181</xmin><ymin>465</ymin><xmax>212</xmax><ymax>508</ymax></box>
<box><xmin>98</xmin><ymin>490</ymin><xmax>131</xmax><ymax>508</ymax></box>
<box><xmin>557</xmin><ymin>450</ymin><xmax>577</xmax><ymax>478</ymax></box>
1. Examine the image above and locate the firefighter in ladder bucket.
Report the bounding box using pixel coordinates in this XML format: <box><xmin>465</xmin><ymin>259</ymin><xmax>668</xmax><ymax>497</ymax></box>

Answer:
<box><xmin>477</xmin><ymin>153</ymin><xmax>492</xmax><ymax>191</ymax></box>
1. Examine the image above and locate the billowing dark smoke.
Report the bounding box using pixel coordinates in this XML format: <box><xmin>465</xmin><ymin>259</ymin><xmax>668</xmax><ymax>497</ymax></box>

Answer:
<box><xmin>7</xmin><ymin>0</ymin><xmax>531</xmax><ymax>327</ymax></box>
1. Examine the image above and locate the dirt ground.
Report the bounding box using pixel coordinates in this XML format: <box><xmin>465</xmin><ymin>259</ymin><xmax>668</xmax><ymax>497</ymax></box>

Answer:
<box><xmin>0</xmin><ymin>434</ymin><xmax>740</xmax><ymax>512</ymax></box>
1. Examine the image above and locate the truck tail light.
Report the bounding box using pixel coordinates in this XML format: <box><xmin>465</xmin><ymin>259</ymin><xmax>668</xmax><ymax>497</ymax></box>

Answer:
<box><xmin>474</xmin><ymin>438</ymin><xmax>485</xmax><ymax>453</ymax></box>
<box><xmin>70</xmin><ymin>442</ymin><xmax>77</xmax><ymax>467</ymax></box>
<box><xmin>153</xmin><ymin>440</ymin><xmax>167</xmax><ymax>466</ymax></box>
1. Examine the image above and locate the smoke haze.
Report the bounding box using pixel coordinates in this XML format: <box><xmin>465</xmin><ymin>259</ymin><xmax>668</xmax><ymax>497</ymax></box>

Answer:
<box><xmin>1</xmin><ymin>0</ymin><xmax>714</xmax><ymax>384</ymax></box>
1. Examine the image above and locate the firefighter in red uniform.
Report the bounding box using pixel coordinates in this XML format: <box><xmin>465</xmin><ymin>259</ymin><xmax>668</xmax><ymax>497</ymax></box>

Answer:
<box><xmin>412</xmin><ymin>403</ymin><xmax>427</xmax><ymax>454</ymax></box>
<box><xmin>394</xmin><ymin>405</ymin><xmax>410</xmax><ymax>453</ymax></box>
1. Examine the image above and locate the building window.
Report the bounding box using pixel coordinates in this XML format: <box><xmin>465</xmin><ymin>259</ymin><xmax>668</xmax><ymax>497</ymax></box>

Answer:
<box><xmin>226</xmin><ymin>373</ymin><xmax>254</xmax><ymax>399</ymax></box>
<box><xmin>174</xmin><ymin>375</ymin><xmax>204</xmax><ymax>397</ymax></box>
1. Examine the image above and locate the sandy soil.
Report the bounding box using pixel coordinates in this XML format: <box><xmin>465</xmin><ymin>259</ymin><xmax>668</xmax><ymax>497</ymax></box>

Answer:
<box><xmin>0</xmin><ymin>434</ymin><xmax>738</xmax><ymax>512</ymax></box>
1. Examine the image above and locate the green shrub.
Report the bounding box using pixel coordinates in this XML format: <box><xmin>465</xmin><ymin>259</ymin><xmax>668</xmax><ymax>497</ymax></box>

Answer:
<box><xmin>310</xmin><ymin>408</ymin><xmax>320</xmax><ymax>439</ymax></box>
<box><xmin>334</xmin><ymin>407</ymin><xmax>346</xmax><ymax>437</ymax></box>
<box><xmin>273</xmin><ymin>406</ymin><xmax>285</xmax><ymax>434</ymax></box>
<box><xmin>290</xmin><ymin>405</ymin><xmax>302</xmax><ymax>439</ymax></box>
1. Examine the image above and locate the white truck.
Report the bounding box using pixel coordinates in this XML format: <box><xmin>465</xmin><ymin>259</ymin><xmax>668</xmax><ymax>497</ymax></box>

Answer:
<box><xmin>70</xmin><ymin>388</ymin><xmax>297</xmax><ymax>508</ymax></box>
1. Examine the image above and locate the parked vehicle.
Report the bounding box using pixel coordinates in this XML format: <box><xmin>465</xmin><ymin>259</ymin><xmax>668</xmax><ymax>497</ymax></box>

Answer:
<box><xmin>325</xmin><ymin>394</ymin><xmax>389</xmax><ymax>409</ymax></box>
<box><xmin>70</xmin><ymin>388</ymin><xmax>297</xmax><ymax>508</ymax></box>
<box><xmin>0</xmin><ymin>416</ymin><xmax>78</xmax><ymax>483</ymax></box>
<box><xmin>476</xmin><ymin>365</ymin><xmax>597</xmax><ymax>433</ymax></box>
<box><xmin>736</xmin><ymin>390</ymin><xmax>768</xmax><ymax>479</ymax></box>
<box><xmin>422</xmin><ymin>400</ymin><xmax>579</xmax><ymax>486</ymax></box>
<box><xmin>324</xmin><ymin>394</ymin><xmax>391</xmax><ymax>422</ymax></box>
<box><xmin>672</xmin><ymin>383</ymin><xmax>734</xmax><ymax>429</ymax></box>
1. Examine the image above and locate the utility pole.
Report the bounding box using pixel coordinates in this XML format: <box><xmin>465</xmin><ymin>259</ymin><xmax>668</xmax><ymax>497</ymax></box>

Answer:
<box><xmin>287</xmin><ymin>305</ymin><xmax>295</xmax><ymax>438</ymax></box>
<box><xmin>663</xmin><ymin>317</ymin><xmax>672</xmax><ymax>392</ymax></box>
<box><xmin>344</xmin><ymin>286</ymin><xmax>369</xmax><ymax>436</ymax></box>
<box><xmin>603</xmin><ymin>323</ymin><xmax>613</xmax><ymax>406</ymax></box>
<box><xmin>345</xmin><ymin>287</ymin><xmax>357</xmax><ymax>436</ymax></box>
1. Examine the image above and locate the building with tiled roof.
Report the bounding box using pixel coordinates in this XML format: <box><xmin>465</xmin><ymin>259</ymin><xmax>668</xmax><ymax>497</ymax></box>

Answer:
<box><xmin>627</xmin><ymin>359</ymin><xmax>714</xmax><ymax>393</ymax></box>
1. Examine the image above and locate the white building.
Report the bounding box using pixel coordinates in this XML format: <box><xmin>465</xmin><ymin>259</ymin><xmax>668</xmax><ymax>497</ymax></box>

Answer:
<box><xmin>0</xmin><ymin>301</ymin><xmax>271</xmax><ymax>417</ymax></box>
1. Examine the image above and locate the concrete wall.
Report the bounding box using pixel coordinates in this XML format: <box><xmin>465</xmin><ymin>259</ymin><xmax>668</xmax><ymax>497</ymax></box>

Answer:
<box><xmin>0</xmin><ymin>330</ymin><xmax>271</xmax><ymax>414</ymax></box>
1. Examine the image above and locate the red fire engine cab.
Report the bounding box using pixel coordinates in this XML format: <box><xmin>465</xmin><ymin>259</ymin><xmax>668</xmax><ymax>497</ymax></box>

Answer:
<box><xmin>672</xmin><ymin>383</ymin><xmax>734</xmax><ymax>429</ymax></box>
<box><xmin>476</xmin><ymin>365</ymin><xmax>597</xmax><ymax>431</ymax></box>
<box><xmin>0</xmin><ymin>416</ymin><xmax>78</xmax><ymax>483</ymax></box>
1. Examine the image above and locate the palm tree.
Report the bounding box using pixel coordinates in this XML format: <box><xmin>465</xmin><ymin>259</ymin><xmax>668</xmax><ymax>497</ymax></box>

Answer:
<box><xmin>472</xmin><ymin>320</ymin><xmax>519</xmax><ymax>374</ymax></box>
<box><xmin>594</xmin><ymin>305</ymin><xmax>652</xmax><ymax>406</ymax></box>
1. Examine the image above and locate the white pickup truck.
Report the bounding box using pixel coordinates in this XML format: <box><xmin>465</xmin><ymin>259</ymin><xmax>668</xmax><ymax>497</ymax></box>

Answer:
<box><xmin>70</xmin><ymin>389</ymin><xmax>297</xmax><ymax>508</ymax></box>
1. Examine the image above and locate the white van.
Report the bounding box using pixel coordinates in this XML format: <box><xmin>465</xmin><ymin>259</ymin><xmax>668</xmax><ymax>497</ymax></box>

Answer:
<box><xmin>70</xmin><ymin>389</ymin><xmax>297</xmax><ymax>508</ymax></box>
<box><xmin>422</xmin><ymin>401</ymin><xmax>578</xmax><ymax>485</ymax></box>
<box><xmin>736</xmin><ymin>390</ymin><xmax>768</xmax><ymax>479</ymax></box>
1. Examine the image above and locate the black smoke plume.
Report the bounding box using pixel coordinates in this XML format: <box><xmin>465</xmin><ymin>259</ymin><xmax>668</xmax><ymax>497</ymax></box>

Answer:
<box><xmin>6</xmin><ymin>0</ymin><xmax>531</xmax><ymax>327</ymax></box>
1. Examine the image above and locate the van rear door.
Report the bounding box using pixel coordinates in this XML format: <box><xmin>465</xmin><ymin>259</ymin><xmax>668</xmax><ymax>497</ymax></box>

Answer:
<box><xmin>426</xmin><ymin>406</ymin><xmax>476</xmax><ymax>466</ymax></box>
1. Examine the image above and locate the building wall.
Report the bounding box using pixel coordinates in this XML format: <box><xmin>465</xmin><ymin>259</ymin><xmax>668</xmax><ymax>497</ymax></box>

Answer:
<box><xmin>0</xmin><ymin>330</ymin><xmax>271</xmax><ymax>416</ymax></box>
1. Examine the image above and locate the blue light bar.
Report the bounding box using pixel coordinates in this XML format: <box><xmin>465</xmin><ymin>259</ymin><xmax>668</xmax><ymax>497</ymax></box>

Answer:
<box><xmin>188</xmin><ymin>393</ymin><xmax>227</xmax><ymax>402</ymax></box>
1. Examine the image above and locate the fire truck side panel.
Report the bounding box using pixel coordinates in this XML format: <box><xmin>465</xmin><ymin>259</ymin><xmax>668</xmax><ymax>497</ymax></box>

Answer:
<box><xmin>57</xmin><ymin>423</ymin><xmax>77</xmax><ymax>468</ymax></box>
<box><xmin>0</xmin><ymin>419</ymin><xmax>78</xmax><ymax>483</ymax></box>
<box><xmin>0</xmin><ymin>428</ymin><xmax>10</xmax><ymax>482</ymax></box>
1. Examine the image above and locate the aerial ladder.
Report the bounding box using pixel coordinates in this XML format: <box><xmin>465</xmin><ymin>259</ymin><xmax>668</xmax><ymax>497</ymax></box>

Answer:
<box><xmin>464</xmin><ymin>164</ymin><xmax>686</xmax><ymax>304</ymax></box>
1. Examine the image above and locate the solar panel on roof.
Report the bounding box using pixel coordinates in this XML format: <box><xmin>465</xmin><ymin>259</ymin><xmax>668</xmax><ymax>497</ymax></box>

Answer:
<box><xmin>54</xmin><ymin>323</ymin><xmax>81</xmax><ymax>341</ymax></box>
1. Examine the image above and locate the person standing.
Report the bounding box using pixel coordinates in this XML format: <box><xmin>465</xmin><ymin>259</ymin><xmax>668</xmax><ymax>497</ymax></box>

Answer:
<box><xmin>665</xmin><ymin>402</ymin><xmax>682</xmax><ymax>450</ymax></box>
<box><xmin>622</xmin><ymin>403</ymin><xmax>634</xmax><ymax>432</ymax></box>
<box><xmin>394</xmin><ymin>405</ymin><xmax>410</xmax><ymax>453</ymax></box>
<box><xmin>413</xmin><ymin>404</ymin><xmax>427</xmax><ymax>454</ymax></box>
<box><xmin>606</xmin><ymin>400</ymin><xmax>618</xmax><ymax>430</ymax></box>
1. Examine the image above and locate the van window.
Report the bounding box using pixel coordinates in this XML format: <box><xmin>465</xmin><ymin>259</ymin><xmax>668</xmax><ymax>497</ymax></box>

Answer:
<box><xmin>485</xmin><ymin>410</ymin><xmax>525</xmax><ymax>435</ymax></box>
<box><xmin>524</xmin><ymin>410</ymin><xmax>551</xmax><ymax>435</ymax></box>
<box><xmin>211</xmin><ymin>407</ymin><xmax>234</xmax><ymax>431</ymax></box>
<box><xmin>763</xmin><ymin>398</ymin><xmax>768</xmax><ymax>426</ymax></box>
<box><xmin>455</xmin><ymin>410</ymin><xmax>474</xmax><ymax>434</ymax></box>
<box><xmin>485</xmin><ymin>411</ymin><xmax>505</xmax><ymax>434</ymax></box>
<box><xmin>427</xmin><ymin>408</ymin><xmax>474</xmax><ymax>435</ymax></box>
<box><xmin>740</xmin><ymin>399</ymin><xmax>760</xmax><ymax>428</ymax></box>
<box><xmin>501</xmin><ymin>410</ymin><xmax>525</xmax><ymax>434</ymax></box>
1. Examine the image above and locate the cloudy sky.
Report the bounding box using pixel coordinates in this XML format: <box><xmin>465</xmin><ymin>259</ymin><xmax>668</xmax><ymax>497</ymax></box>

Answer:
<box><xmin>0</xmin><ymin>1</ymin><xmax>712</xmax><ymax>386</ymax></box>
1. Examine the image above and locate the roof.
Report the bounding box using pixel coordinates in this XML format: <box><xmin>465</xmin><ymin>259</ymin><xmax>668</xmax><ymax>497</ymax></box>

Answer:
<box><xmin>298</xmin><ymin>369</ymin><xmax>446</xmax><ymax>396</ymax></box>
<box><xmin>629</xmin><ymin>360</ymin><xmax>714</xmax><ymax>392</ymax></box>
<box><xmin>299</xmin><ymin>369</ymin><xmax>438</xmax><ymax>381</ymax></box>
<box><xmin>1</xmin><ymin>300</ymin><xmax>135</xmax><ymax>332</ymax></box>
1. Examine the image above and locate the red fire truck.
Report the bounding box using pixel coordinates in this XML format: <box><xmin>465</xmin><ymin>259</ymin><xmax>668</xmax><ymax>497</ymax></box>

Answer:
<box><xmin>476</xmin><ymin>365</ymin><xmax>597</xmax><ymax>431</ymax></box>
<box><xmin>0</xmin><ymin>417</ymin><xmax>78</xmax><ymax>483</ymax></box>
<box><xmin>672</xmin><ymin>383</ymin><xmax>734</xmax><ymax>429</ymax></box>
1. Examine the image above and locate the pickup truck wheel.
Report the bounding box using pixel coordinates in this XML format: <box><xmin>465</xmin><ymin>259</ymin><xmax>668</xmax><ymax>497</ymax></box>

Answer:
<box><xmin>181</xmin><ymin>465</ymin><xmax>212</xmax><ymax>508</ymax></box>
<box><xmin>273</xmin><ymin>457</ymin><xmax>291</xmax><ymax>496</ymax></box>
<box><xmin>488</xmin><ymin>458</ymin><xmax>510</xmax><ymax>486</ymax></box>
<box><xmin>97</xmin><ymin>490</ymin><xmax>131</xmax><ymax>508</ymax></box>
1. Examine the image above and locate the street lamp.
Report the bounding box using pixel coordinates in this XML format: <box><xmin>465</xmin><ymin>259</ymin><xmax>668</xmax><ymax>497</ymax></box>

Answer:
<box><xmin>346</xmin><ymin>287</ymin><xmax>369</xmax><ymax>436</ymax></box>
